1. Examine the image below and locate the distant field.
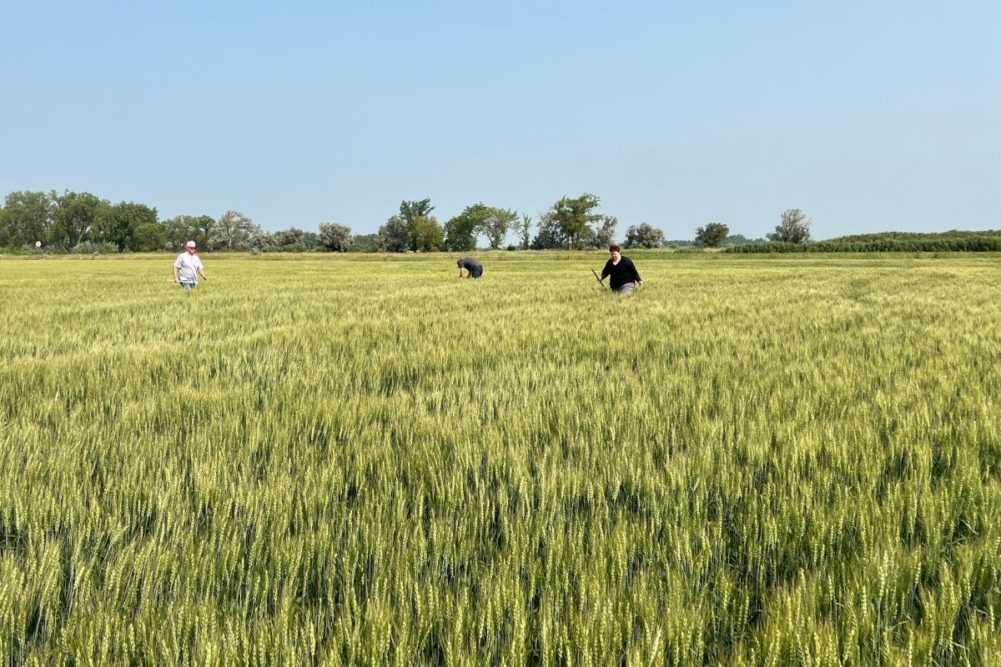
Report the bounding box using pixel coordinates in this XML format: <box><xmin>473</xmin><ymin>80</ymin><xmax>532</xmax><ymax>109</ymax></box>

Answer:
<box><xmin>1</xmin><ymin>253</ymin><xmax>999</xmax><ymax>664</ymax></box>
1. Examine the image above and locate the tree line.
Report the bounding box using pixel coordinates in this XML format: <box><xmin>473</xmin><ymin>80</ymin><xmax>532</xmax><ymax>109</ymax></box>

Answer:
<box><xmin>727</xmin><ymin>230</ymin><xmax>1001</xmax><ymax>254</ymax></box>
<box><xmin>2</xmin><ymin>188</ymin><xmax>842</xmax><ymax>254</ymax></box>
<box><xmin>0</xmin><ymin>190</ymin><xmax>675</xmax><ymax>253</ymax></box>
<box><xmin>0</xmin><ymin>190</ymin><xmax>338</xmax><ymax>254</ymax></box>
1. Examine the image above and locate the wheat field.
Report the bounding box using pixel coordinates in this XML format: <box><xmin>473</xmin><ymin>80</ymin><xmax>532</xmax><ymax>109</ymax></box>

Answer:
<box><xmin>1</xmin><ymin>253</ymin><xmax>999</xmax><ymax>665</ymax></box>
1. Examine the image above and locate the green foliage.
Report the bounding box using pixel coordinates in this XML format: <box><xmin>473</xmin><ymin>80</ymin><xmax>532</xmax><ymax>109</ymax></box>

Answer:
<box><xmin>93</xmin><ymin>201</ymin><xmax>158</xmax><ymax>251</ymax></box>
<box><xmin>0</xmin><ymin>191</ymin><xmax>54</xmax><ymax>248</ymax></box>
<box><xmin>273</xmin><ymin>227</ymin><xmax>305</xmax><ymax>249</ymax></box>
<box><xmin>1</xmin><ymin>255</ymin><xmax>999</xmax><ymax>664</ymax></box>
<box><xmin>696</xmin><ymin>222</ymin><xmax>729</xmax><ymax>248</ymax></box>
<box><xmin>377</xmin><ymin>215</ymin><xmax>409</xmax><ymax>252</ymax></box>
<box><xmin>209</xmin><ymin>210</ymin><xmax>262</xmax><ymax>251</ymax></box>
<box><xmin>68</xmin><ymin>240</ymin><xmax>119</xmax><ymax>254</ymax></box>
<box><xmin>537</xmin><ymin>193</ymin><xmax>603</xmax><ymax>249</ymax></box>
<box><xmin>162</xmin><ymin>215</ymin><xmax>215</xmax><ymax>252</ymax></box>
<box><xmin>352</xmin><ymin>233</ymin><xmax>379</xmax><ymax>252</ymax></box>
<box><xmin>726</xmin><ymin>230</ymin><xmax>1001</xmax><ymax>253</ymax></box>
<box><xmin>409</xmin><ymin>215</ymin><xmax>445</xmax><ymax>251</ymax></box>
<box><xmin>399</xmin><ymin>198</ymin><xmax>434</xmax><ymax>227</ymax></box>
<box><xmin>318</xmin><ymin>223</ymin><xmax>353</xmax><ymax>252</ymax></box>
<box><xmin>768</xmin><ymin>208</ymin><xmax>812</xmax><ymax>244</ymax></box>
<box><xmin>531</xmin><ymin>212</ymin><xmax>567</xmax><ymax>249</ymax></box>
<box><xmin>725</xmin><ymin>234</ymin><xmax>767</xmax><ymax>246</ymax></box>
<box><xmin>624</xmin><ymin>222</ymin><xmax>665</xmax><ymax>248</ymax></box>
<box><xmin>594</xmin><ymin>215</ymin><xmax>617</xmax><ymax>248</ymax></box>
<box><xmin>49</xmin><ymin>191</ymin><xmax>106</xmax><ymax>249</ymax></box>
<box><xmin>444</xmin><ymin>203</ymin><xmax>490</xmax><ymax>251</ymax></box>
<box><xmin>519</xmin><ymin>214</ymin><xmax>533</xmax><ymax>250</ymax></box>
<box><xmin>133</xmin><ymin>222</ymin><xmax>166</xmax><ymax>252</ymax></box>
<box><xmin>481</xmin><ymin>207</ymin><xmax>518</xmax><ymax>250</ymax></box>
<box><xmin>726</xmin><ymin>241</ymin><xmax>808</xmax><ymax>253</ymax></box>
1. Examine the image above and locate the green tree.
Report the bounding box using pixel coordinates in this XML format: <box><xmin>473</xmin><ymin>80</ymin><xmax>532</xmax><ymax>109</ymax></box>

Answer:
<box><xmin>93</xmin><ymin>201</ymin><xmax>158</xmax><ymax>251</ymax></box>
<box><xmin>399</xmin><ymin>198</ymin><xmax>433</xmax><ymax>226</ymax></box>
<box><xmin>444</xmin><ymin>203</ymin><xmax>490</xmax><ymax>251</ymax></box>
<box><xmin>410</xmin><ymin>216</ymin><xmax>444</xmax><ymax>251</ymax></box>
<box><xmin>482</xmin><ymin>207</ymin><xmax>518</xmax><ymax>250</ymax></box>
<box><xmin>550</xmin><ymin>193</ymin><xmax>603</xmax><ymax>249</ymax></box>
<box><xmin>163</xmin><ymin>215</ymin><xmax>214</xmax><ymax>251</ymax></box>
<box><xmin>768</xmin><ymin>209</ymin><xmax>811</xmax><ymax>244</ymax></box>
<box><xmin>352</xmin><ymin>233</ymin><xmax>379</xmax><ymax>252</ymax></box>
<box><xmin>594</xmin><ymin>215</ymin><xmax>618</xmax><ymax>248</ymax></box>
<box><xmin>318</xmin><ymin>223</ymin><xmax>354</xmax><ymax>252</ymax></box>
<box><xmin>133</xmin><ymin>222</ymin><xmax>166</xmax><ymax>251</ymax></box>
<box><xmin>377</xmin><ymin>215</ymin><xmax>410</xmax><ymax>252</ymax></box>
<box><xmin>50</xmin><ymin>191</ymin><xmax>105</xmax><ymax>250</ymax></box>
<box><xmin>0</xmin><ymin>191</ymin><xmax>54</xmax><ymax>248</ymax></box>
<box><xmin>624</xmin><ymin>223</ymin><xmax>665</xmax><ymax>249</ymax></box>
<box><xmin>398</xmin><ymin>198</ymin><xmax>446</xmax><ymax>250</ymax></box>
<box><xmin>519</xmin><ymin>214</ymin><xmax>533</xmax><ymax>250</ymax></box>
<box><xmin>209</xmin><ymin>210</ymin><xmax>261</xmax><ymax>250</ymax></box>
<box><xmin>274</xmin><ymin>227</ymin><xmax>305</xmax><ymax>250</ymax></box>
<box><xmin>531</xmin><ymin>212</ymin><xmax>569</xmax><ymax>249</ymax></box>
<box><xmin>695</xmin><ymin>222</ymin><xmax>729</xmax><ymax>248</ymax></box>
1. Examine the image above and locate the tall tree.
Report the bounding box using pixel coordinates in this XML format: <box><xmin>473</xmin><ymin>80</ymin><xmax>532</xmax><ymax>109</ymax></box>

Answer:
<box><xmin>274</xmin><ymin>227</ymin><xmax>305</xmax><ymax>249</ymax></box>
<box><xmin>624</xmin><ymin>223</ymin><xmax>665</xmax><ymax>249</ymax></box>
<box><xmin>163</xmin><ymin>215</ymin><xmax>214</xmax><ymax>251</ymax></box>
<box><xmin>398</xmin><ymin>199</ymin><xmax>443</xmax><ymax>252</ymax></box>
<box><xmin>133</xmin><ymin>222</ymin><xmax>166</xmax><ymax>251</ymax></box>
<box><xmin>444</xmin><ymin>203</ymin><xmax>490</xmax><ymax>251</ymax></box>
<box><xmin>519</xmin><ymin>214</ymin><xmax>533</xmax><ymax>250</ymax></box>
<box><xmin>531</xmin><ymin>212</ymin><xmax>569</xmax><ymax>249</ymax></box>
<box><xmin>594</xmin><ymin>215</ymin><xmax>618</xmax><ymax>248</ymax></box>
<box><xmin>352</xmin><ymin>233</ymin><xmax>379</xmax><ymax>252</ymax></box>
<box><xmin>399</xmin><ymin>198</ymin><xmax>434</xmax><ymax>226</ymax></box>
<box><xmin>93</xmin><ymin>201</ymin><xmax>157</xmax><ymax>251</ymax></box>
<box><xmin>318</xmin><ymin>223</ymin><xmax>353</xmax><ymax>251</ymax></box>
<box><xmin>410</xmin><ymin>216</ymin><xmax>445</xmax><ymax>251</ymax></box>
<box><xmin>550</xmin><ymin>193</ymin><xmax>603</xmax><ymax>249</ymax></box>
<box><xmin>377</xmin><ymin>215</ymin><xmax>410</xmax><ymax>252</ymax></box>
<box><xmin>768</xmin><ymin>209</ymin><xmax>811</xmax><ymax>244</ymax></box>
<box><xmin>482</xmin><ymin>207</ymin><xmax>518</xmax><ymax>250</ymax></box>
<box><xmin>0</xmin><ymin>191</ymin><xmax>54</xmax><ymax>248</ymax></box>
<box><xmin>50</xmin><ymin>191</ymin><xmax>105</xmax><ymax>249</ymax></box>
<box><xmin>695</xmin><ymin>222</ymin><xmax>729</xmax><ymax>248</ymax></box>
<box><xmin>209</xmin><ymin>210</ymin><xmax>261</xmax><ymax>250</ymax></box>
<box><xmin>193</xmin><ymin>215</ymin><xmax>215</xmax><ymax>247</ymax></box>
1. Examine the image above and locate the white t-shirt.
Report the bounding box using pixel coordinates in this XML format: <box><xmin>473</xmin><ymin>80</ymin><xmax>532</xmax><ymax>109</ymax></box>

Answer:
<box><xmin>174</xmin><ymin>252</ymin><xmax>203</xmax><ymax>283</ymax></box>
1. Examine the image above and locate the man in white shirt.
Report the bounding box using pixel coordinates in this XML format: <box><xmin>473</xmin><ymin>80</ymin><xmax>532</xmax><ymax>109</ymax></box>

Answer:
<box><xmin>173</xmin><ymin>241</ymin><xmax>208</xmax><ymax>288</ymax></box>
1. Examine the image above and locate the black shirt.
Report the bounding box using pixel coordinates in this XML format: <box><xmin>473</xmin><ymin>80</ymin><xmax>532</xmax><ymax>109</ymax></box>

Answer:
<box><xmin>600</xmin><ymin>256</ymin><xmax>641</xmax><ymax>289</ymax></box>
<box><xmin>458</xmin><ymin>257</ymin><xmax>481</xmax><ymax>271</ymax></box>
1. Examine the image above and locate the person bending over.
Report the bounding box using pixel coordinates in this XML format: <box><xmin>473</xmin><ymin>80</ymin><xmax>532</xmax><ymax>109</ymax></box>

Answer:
<box><xmin>457</xmin><ymin>256</ymin><xmax>483</xmax><ymax>279</ymax></box>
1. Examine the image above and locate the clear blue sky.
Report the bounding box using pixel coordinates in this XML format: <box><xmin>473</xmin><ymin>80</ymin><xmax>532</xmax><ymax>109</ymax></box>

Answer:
<box><xmin>2</xmin><ymin>1</ymin><xmax>998</xmax><ymax>240</ymax></box>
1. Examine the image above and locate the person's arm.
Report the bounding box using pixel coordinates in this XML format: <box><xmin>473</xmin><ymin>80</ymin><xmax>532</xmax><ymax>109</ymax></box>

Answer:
<box><xmin>630</xmin><ymin>259</ymin><xmax>643</xmax><ymax>286</ymax></box>
<box><xmin>172</xmin><ymin>265</ymin><xmax>180</xmax><ymax>283</ymax></box>
<box><xmin>599</xmin><ymin>259</ymin><xmax>612</xmax><ymax>280</ymax></box>
<box><xmin>198</xmin><ymin>267</ymin><xmax>208</xmax><ymax>280</ymax></box>
<box><xmin>458</xmin><ymin>267</ymin><xmax>465</xmax><ymax>278</ymax></box>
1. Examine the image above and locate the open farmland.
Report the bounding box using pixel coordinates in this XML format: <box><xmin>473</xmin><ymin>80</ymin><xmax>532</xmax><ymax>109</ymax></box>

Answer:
<box><xmin>1</xmin><ymin>253</ymin><xmax>999</xmax><ymax>665</ymax></box>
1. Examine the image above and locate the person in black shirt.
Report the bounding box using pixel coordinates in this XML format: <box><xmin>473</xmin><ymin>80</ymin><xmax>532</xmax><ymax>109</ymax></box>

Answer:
<box><xmin>457</xmin><ymin>256</ymin><xmax>483</xmax><ymax>279</ymax></box>
<box><xmin>599</xmin><ymin>244</ymin><xmax>643</xmax><ymax>294</ymax></box>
